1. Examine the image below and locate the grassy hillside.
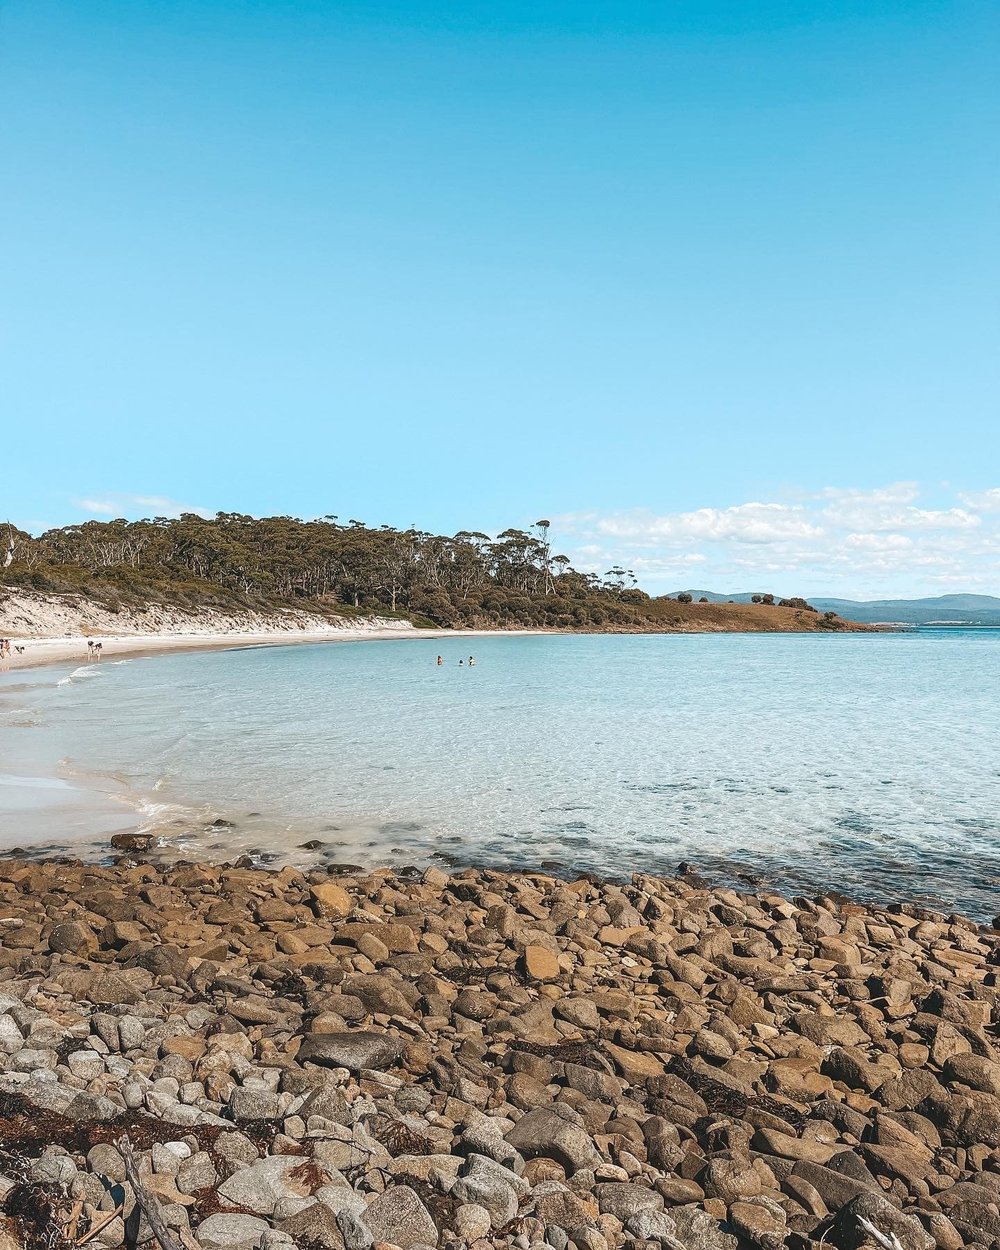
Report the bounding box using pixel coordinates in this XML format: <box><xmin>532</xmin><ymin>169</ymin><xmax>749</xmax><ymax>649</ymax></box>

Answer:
<box><xmin>637</xmin><ymin>597</ymin><xmax>870</xmax><ymax>633</ymax></box>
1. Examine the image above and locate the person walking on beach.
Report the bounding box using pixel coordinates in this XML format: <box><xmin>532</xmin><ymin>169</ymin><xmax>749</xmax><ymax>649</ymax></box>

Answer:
<box><xmin>94</xmin><ymin>641</ymin><xmax>103</xmax><ymax>661</ymax></box>
<box><xmin>87</xmin><ymin>640</ymin><xmax>94</xmax><ymax>658</ymax></box>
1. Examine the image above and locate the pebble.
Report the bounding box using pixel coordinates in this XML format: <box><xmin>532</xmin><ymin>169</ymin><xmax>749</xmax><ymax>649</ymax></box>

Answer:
<box><xmin>0</xmin><ymin>857</ymin><xmax>997</xmax><ymax>1250</ymax></box>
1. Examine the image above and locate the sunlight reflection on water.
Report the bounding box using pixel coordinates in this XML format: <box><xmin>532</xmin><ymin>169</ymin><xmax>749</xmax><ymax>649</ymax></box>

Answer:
<box><xmin>2</xmin><ymin>630</ymin><xmax>999</xmax><ymax>917</ymax></box>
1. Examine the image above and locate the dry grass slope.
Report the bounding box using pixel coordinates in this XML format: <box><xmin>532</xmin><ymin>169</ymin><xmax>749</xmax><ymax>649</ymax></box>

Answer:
<box><xmin>629</xmin><ymin>600</ymin><xmax>873</xmax><ymax>634</ymax></box>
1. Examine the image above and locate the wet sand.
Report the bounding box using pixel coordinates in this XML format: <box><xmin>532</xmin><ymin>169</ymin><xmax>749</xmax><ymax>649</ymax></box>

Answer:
<box><xmin>0</xmin><ymin>625</ymin><xmax>527</xmax><ymax>673</ymax></box>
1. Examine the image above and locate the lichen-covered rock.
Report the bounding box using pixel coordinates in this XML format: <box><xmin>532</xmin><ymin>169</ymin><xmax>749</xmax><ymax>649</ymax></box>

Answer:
<box><xmin>195</xmin><ymin>1212</ymin><xmax>272</xmax><ymax>1249</ymax></box>
<box><xmin>506</xmin><ymin>1107</ymin><xmax>599</xmax><ymax>1173</ymax></box>
<box><xmin>361</xmin><ymin>1185</ymin><xmax>437</xmax><ymax>1249</ymax></box>
<box><xmin>297</xmin><ymin>1031</ymin><xmax>403</xmax><ymax>1072</ymax></box>
<box><xmin>217</xmin><ymin>1156</ymin><xmax>334</xmax><ymax>1216</ymax></box>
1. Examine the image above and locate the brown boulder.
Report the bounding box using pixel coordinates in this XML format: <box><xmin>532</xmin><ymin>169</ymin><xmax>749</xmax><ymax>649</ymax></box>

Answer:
<box><xmin>278</xmin><ymin>1203</ymin><xmax>344</xmax><ymax>1248</ymax></box>
<box><xmin>790</xmin><ymin>1161</ymin><xmax>882</xmax><ymax>1212</ymax></box>
<box><xmin>728</xmin><ymin>1198</ymin><xmax>787</xmax><ymax>1250</ymax></box>
<box><xmin>943</xmin><ymin>1052</ymin><xmax>1000</xmax><ymax>1095</ymax></box>
<box><xmin>505</xmin><ymin>1107</ymin><xmax>599</xmax><ymax>1173</ymax></box>
<box><xmin>47</xmin><ymin>921</ymin><xmax>95</xmax><ymax>955</ymax></box>
<box><xmin>522</xmin><ymin>945</ymin><xmax>560</xmax><ymax>980</ymax></box>
<box><xmin>336</xmin><ymin>922</ymin><xmax>417</xmax><ymax>953</ymax></box>
<box><xmin>363</xmin><ymin>1185</ymin><xmax>437</xmax><ymax>1249</ymax></box>
<box><xmin>925</xmin><ymin>1089</ymin><xmax>1000</xmax><ymax>1147</ymax></box>
<box><xmin>827</xmin><ymin>1192</ymin><xmax>933</xmax><ymax>1250</ymax></box>
<box><xmin>793</xmin><ymin>1013</ymin><xmax>868</xmax><ymax>1048</ymax></box>
<box><xmin>298</xmin><ymin>1032</ymin><xmax>403</xmax><ymax>1072</ymax></box>
<box><xmin>701</xmin><ymin>1154</ymin><xmax>764</xmax><ymax>1203</ymax></box>
<box><xmin>341</xmin><ymin>973</ymin><xmax>419</xmax><ymax>1017</ymax></box>
<box><xmin>821</xmin><ymin>1046</ymin><xmax>889</xmax><ymax>1094</ymax></box>
<box><xmin>306</xmin><ymin>880</ymin><xmax>352</xmax><ymax>920</ymax></box>
<box><xmin>604</xmin><ymin>1042</ymin><xmax>665</xmax><ymax>1082</ymax></box>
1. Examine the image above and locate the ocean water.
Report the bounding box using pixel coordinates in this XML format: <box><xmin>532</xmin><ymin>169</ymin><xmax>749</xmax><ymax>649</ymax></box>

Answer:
<box><xmin>1</xmin><ymin>630</ymin><xmax>999</xmax><ymax>917</ymax></box>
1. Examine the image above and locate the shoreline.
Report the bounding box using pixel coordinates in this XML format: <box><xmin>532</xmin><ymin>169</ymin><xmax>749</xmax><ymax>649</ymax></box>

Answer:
<box><xmin>0</xmin><ymin>854</ymin><xmax>992</xmax><ymax>1250</ymax></box>
<box><xmin>1</xmin><ymin>626</ymin><xmax>990</xmax><ymax>924</ymax></box>
<box><xmin>0</xmin><ymin>618</ymin><xmax>882</xmax><ymax>674</ymax></box>
<box><xmin>1</xmin><ymin>624</ymin><xmax>542</xmax><ymax>673</ymax></box>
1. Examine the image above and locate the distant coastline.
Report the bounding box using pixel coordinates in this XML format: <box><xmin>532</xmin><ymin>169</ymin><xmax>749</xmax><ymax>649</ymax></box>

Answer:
<box><xmin>675</xmin><ymin>589</ymin><xmax>1000</xmax><ymax>627</ymax></box>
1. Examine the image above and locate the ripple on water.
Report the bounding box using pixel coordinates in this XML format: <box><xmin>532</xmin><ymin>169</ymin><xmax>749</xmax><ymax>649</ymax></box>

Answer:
<box><xmin>2</xmin><ymin>630</ymin><xmax>1000</xmax><ymax>918</ymax></box>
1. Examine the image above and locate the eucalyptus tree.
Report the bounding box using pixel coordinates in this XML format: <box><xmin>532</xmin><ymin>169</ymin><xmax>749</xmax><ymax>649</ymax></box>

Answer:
<box><xmin>534</xmin><ymin>519</ymin><xmax>554</xmax><ymax>594</ymax></box>
<box><xmin>6</xmin><ymin>509</ymin><xmax>797</xmax><ymax>632</ymax></box>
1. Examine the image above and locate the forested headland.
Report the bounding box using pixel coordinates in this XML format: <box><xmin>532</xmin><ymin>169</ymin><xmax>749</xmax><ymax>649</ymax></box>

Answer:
<box><xmin>1</xmin><ymin>513</ymin><xmax>862</xmax><ymax>632</ymax></box>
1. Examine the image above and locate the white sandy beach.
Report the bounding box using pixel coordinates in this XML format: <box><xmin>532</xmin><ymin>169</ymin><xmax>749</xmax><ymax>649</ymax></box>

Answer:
<box><xmin>0</xmin><ymin>624</ymin><xmax>505</xmax><ymax>672</ymax></box>
<box><xmin>0</xmin><ymin>588</ymin><xmax>516</xmax><ymax>671</ymax></box>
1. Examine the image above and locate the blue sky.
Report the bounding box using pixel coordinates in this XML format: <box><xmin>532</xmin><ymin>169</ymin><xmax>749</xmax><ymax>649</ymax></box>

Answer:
<box><xmin>3</xmin><ymin>1</ymin><xmax>998</xmax><ymax>596</ymax></box>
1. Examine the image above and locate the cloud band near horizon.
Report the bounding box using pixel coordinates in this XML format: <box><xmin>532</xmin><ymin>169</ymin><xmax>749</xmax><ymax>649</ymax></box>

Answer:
<box><xmin>25</xmin><ymin>481</ymin><xmax>1000</xmax><ymax>600</ymax></box>
<box><xmin>557</xmin><ymin>483</ymin><xmax>1000</xmax><ymax>599</ymax></box>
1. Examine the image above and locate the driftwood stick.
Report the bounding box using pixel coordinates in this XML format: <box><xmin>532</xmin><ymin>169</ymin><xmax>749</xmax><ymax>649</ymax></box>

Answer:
<box><xmin>63</xmin><ymin>1196</ymin><xmax>84</xmax><ymax>1241</ymax></box>
<box><xmin>115</xmin><ymin>1135</ymin><xmax>185</xmax><ymax>1250</ymax></box>
<box><xmin>74</xmin><ymin>1204</ymin><xmax>124</xmax><ymax>1246</ymax></box>
<box><xmin>855</xmin><ymin>1217</ymin><xmax>904</xmax><ymax>1250</ymax></box>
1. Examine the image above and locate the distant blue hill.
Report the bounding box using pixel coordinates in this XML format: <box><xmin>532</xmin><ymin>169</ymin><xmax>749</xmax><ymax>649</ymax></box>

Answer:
<box><xmin>669</xmin><ymin>591</ymin><xmax>1000</xmax><ymax>625</ymax></box>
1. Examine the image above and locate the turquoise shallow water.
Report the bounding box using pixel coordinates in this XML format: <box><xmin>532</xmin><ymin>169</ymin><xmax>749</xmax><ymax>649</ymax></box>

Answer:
<box><xmin>2</xmin><ymin>630</ymin><xmax>999</xmax><ymax>917</ymax></box>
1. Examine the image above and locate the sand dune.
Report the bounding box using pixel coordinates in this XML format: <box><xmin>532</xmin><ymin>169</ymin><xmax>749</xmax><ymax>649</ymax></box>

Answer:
<box><xmin>0</xmin><ymin>588</ymin><xmax>492</xmax><ymax>670</ymax></box>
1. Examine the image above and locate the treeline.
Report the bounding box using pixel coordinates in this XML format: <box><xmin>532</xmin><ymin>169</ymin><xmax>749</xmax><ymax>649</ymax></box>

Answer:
<box><xmin>2</xmin><ymin>513</ymin><xmax>655</xmax><ymax>628</ymax></box>
<box><xmin>1</xmin><ymin>513</ymin><xmax>841</xmax><ymax>631</ymax></box>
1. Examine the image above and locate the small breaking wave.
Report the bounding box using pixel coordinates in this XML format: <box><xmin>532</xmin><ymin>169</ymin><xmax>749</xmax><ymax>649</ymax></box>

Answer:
<box><xmin>57</xmin><ymin>665</ymin><xmax>103</xmax><ymax>686</ymax></box>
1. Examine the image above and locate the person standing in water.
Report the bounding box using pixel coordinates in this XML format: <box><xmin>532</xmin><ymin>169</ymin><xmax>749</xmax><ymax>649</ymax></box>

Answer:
<box><xmin>468</xmin><ymin>656</ymin><xmax>475</xmax><ymax>666</ymax></box>
<box><xmin>436</xmin><ymin>655</ymin><xmax>443</xmax><ymax>666</ymax></box>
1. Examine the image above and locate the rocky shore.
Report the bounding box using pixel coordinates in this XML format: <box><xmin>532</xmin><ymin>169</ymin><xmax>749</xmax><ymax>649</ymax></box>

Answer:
<box><xmin>0</xmin><ymin>858</ymin><xmax>997</xmax><ymax>1250</ymax></box>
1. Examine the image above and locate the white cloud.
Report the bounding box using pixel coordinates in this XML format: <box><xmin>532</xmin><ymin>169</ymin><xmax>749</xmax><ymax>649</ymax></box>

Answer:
<box><xmin>822</xmin><ymin>500</ymin><xmax>979</xmax><ymax>532</ymax></box>
<box><xmin>77</xmin><ymin>498</ymin><xmax>119</xmax><ymax>515</ymax></box>
<box><xmin>960</xmin><ymin>488</ymin><xmax>1000</xmax><ymax>513</ymax></box>
<box><xmin>555</xmin><ymin>483</ymin><xmax>1000</xmax><ymax>598</ymax></box>
<box><xmin>74</xmin><ymin>494</ymin><xmax>214</xmax><ymax>520</ymax></box>
<box><xmin>805</xmin><ymin>482</ymin><xmax>979</xmax><ymax>532</ymax></box>
<box><xmin>582</xmin><ymin>503</ymin><xmax>821</xmax><ymax>545</ymax></box>
<box><xmin>816</xmin><ymin>482</ymin><xmax>921</xmax><ymax>505</ymax></box>
<box><xmin>843</xmin><ymin>532</ymin><xmax>914</xmax><ymax>551</ymax></box>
